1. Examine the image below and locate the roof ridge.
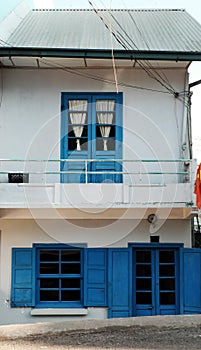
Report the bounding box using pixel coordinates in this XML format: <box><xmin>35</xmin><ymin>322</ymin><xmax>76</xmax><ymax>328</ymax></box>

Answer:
<box><xmin>32</xmin><ymin>8</ymin><xmax>186</xmax><ymax>12</ymax></box>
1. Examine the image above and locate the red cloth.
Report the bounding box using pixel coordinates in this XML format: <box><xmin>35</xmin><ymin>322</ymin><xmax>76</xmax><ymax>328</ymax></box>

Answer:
<box><xmin>194</xmin><ymin>163</ymin><xmax>201</xmax><ymax>209</ymax></box>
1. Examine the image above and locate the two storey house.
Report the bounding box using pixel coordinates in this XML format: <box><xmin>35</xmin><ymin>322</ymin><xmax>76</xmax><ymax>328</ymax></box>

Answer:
<box><xmin>0</xmin><ymin>7</ymin><xmax>201</xmax><ymax>324</ymax></box>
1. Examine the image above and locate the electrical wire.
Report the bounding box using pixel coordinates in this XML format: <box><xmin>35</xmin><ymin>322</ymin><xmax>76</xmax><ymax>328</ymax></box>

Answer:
<box><xmin>0</xmin><ymin>37</ymin><xmax>13</xmax><ymax>47</ymax></box>
<box><xmin>39</xmin><ymin>57</ymin><xmax>171</xmax><ymax>95</ymax></box>
<box><xmin>88</xmin><ymin>2</ymin><xmax>190</xmax><ymax>109</ymax></box>
<box><xmin>109</xmin><ymin>0</ymin><xmax>118</xmax><ymax>93</ymax></box>
<box><xmin>89</xmin><ymin>1</ymin><xmax>175</xmax><ymax>94</ymax></box>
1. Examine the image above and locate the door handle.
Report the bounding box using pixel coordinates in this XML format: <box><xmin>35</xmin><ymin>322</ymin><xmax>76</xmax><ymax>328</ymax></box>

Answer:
<box><xmin>148</xmin><ymin>306</ymin><xmax>154</xmax><ymax>309</ymax></box>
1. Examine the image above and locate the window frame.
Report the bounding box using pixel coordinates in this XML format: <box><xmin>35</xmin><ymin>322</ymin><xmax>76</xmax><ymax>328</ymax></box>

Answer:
<box><xmin>34</xmin><ymin>244</ymin><xmax>84</xmax><ymax>308</ymax></box>
<box><xmin>60</xmin><ymin>92</ymin><xmax>123</xmax><ymax>183</ymax></box>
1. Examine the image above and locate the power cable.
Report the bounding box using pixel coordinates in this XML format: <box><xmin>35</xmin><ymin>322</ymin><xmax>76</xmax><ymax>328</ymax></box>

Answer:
<box><xmin>39</xmin><ymin>57</ymin><xmax>171</xmax><ymax>95</ymax></box>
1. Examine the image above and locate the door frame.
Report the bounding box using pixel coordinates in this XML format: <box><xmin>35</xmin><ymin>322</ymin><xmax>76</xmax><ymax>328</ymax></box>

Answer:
<box><xmin>128</xmin><ymin>243</ymin><xmax>184</xmax><ymax>317</ymax></box>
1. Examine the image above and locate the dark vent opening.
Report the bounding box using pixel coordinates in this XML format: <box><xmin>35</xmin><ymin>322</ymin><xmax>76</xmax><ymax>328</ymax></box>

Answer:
<box><xmin>8</xmin><ymin>173</ymin><xmax>29</xmax><ymax>183</ymax></box>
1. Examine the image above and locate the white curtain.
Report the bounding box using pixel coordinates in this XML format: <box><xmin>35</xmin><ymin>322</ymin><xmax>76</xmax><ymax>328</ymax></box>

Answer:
<box><xmin>69</xmin><ymin>100</ymin><xmax>87</xmax><ymax>151</ymax></box>
<box><xmin>96</xmin><ymin>100</ymin><xmax>115</xmax><ymax>151</ymax></box>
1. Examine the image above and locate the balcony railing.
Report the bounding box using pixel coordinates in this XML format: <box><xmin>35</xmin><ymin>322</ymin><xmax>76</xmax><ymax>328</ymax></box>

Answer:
<box><xmin>0</xmin><ymin>158</ymin><xmax>194</xmax><ymax>185</ymax></box>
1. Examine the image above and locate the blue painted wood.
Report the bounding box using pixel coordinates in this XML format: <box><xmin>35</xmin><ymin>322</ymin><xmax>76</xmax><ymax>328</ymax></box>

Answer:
<box><xmin>133</xmin><ymin>247</ymin><xmax>179</xmax><ymax>316</ymax></box>
<box><xmin>61</xmin><ymin>92</ymin><xmax>123</xmax><ymax>183</ymax></box>
<box><xmin>183</xmin><ymin>248</ymin><xmax>201</xmax><ymax>314</ymax></box>
<box><xmin>11</xmin><ymin>248</ymin><xmax>35</xmax><ymax>307</ymax></box>
<box><xmin>84</xmin><ymin>248</ymin><xmax>107</xmax><ymax>306</ymax></box>
<box><xmin>108</xmin><ymin>248</ymin><xmax>131</xmax><ymax>318</ymax></box>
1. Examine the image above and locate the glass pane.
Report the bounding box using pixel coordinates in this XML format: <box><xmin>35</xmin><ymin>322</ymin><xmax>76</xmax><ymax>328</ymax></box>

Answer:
<box><xmin>136</xmin><ymin>292</ymin><xmax>152</xmax><ymax>304</ymax></box>
<box><xmin>40</xmin><ymin>251</ymin><xmax>59</xmax><ymax>262</ymax></box>
<box><xmin>68</xmin><ymin>100</ymin><xmax>88</xmax><ymax>111</ymax></box>
<box><xmin>96</xmin><ymin>112</ymin><xmax>115</xmax><ymax>125</ymax></box>
<box><xmin>68</xmin><ymin>137</ymin><xmax>88</xmax><ymax>151</ymax></box>
<box><xmin>136</xmin><ymin>251</ymin><xmax>151</xmax><ymax>263</ymax></box>
<box><xmin>160</xmin><ymin>278</ymin><xmax>175</xmax><ymax>291</ymax></box>
<box><xmin>96</xmin><ymin>125</ymin><xmax>115</xmax><ymax>138</ymax></box>
<box><xmin>159</xmin><ymin>251</ymin><xmax>174</xmax><ymax>263</ymax></box>
<box><xmin>68</xmin><ymin>112</ymin><xmax>87</xmax><ymax>125</ymax></box>
<box><xmin>61</xmin><ymin>250</ymin><xmax>80</xmax><ymax>262</ymax></box>
<box><xmin>96</xmin><ymin>138</ymin><xmax>115</xmax><ymax>151</ymax></box>
<box><xmin>136</xmin><ymin>265</ymin><xmax>151</xmax><ymax>277</ymax></box>
<box><xmin>61</xmin><ymin>278</ymin><xmax>80</xmax><ymax>289</ymax></box>
<box><xmin>61</xmin><ymin>263</ymin><xmax>80</xmax><ymax>274</ymax></box>
<box><xmin>40</xmin><ymin>278</ymin><xmax>59</xmax><ymax>288</ymax></box>
<box><xmin>40</xmin><ymin>290</ymin><xmax>59</xmax><ymax>302</ymax></box>
<box><xmin>96</xmin><ymin>100</ymin><xmax>115</xmax><ymax>111</ymax></box>
<box><xmin>68</xmin><ymin>125</ymin><xmax>88</xmax><ymax>137</ymax></box>
<box><xmin>40</xmin><ymin>263</ymin><xmax>59</xmax><ymax>274</ymax></box>
<box><xmin>159</xmin><ymin>265</ymin><xmax>175</xmax><ymax>277</ymax></box>
<box><xmin>160</xmin><ymin>292</ymin><xmax>175</xmax><ymax>305</ymax></box>
<box><xmin>61</xmin><ymin>290</ymin><xmax>80</xmax><ymax>301</ymax></box>
<box><xmin>136</xmin><ymin>278</ymin><xmax>151</xmax><ymax>290</ymax></box>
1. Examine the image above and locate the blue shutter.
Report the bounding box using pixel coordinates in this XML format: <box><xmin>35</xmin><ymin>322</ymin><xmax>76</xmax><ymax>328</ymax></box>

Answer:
<box><xmin>84</xmin><ymin>249</ymin><xmax>107</xmax><ymax>306</ymax></box>
<box><xmin>108</xmin><ymin>248</ymin><xmax>131</xmax><ymax>318</ymax></box>
<box><xmin>182</xmin><ymin>248</ymin><xmax>201</xmax><ymax>314</ymax></box>
<box><xmin>11</xmin><ymin>248</ymin><xmax>35</xmax><ymax>307</ymax></box>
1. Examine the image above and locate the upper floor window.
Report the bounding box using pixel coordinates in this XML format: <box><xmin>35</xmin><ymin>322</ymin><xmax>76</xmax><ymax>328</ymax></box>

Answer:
<box><xmin>61</xmin><ymin>93</ymin><xmax>123</xmax><ymax>183</ymax></box>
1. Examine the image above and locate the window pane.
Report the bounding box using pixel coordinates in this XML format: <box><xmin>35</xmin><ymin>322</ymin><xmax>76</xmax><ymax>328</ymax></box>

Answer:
<box><xmin>61</xmin><ymin>278</ymin><xmax>80</xmax><ymax>289</ymax></box>
<box><xmin>40</xmin><ymin>290</ymin><xmax>59</xmax><ymax>302</ymax></box>
<box><xmin>61</xmin><ymin>263</ymin><xmax>80</xmax><ymax>274</ymax></box>
<box><xmin>159</xmin><ymin>251</ymin><xmax>174</xmax><ymax>263</ymax></box>
<box><xmin>136</xmin><ymin>251</ymin><xmax>151</xmax><ymax>263</ymax></box>
<box><xmin>159</xmin><ymin>265</ymin><xmax>175</xmax><ymax>277</ymax></box>
<box><xmin>61</xmin><ymin>250</ymin><xmax>80</xmax><ymax>262</ymax></box>
<box><xmin>160</xmin><ymin>292</ymin><xmax>175</xmax><ymax>305</ymax></box>
<box><xmin>68</xmin><ymin>100</ymin><xmax>88</xmax><ymax>111</ymax></box>
<box><xmin>61</xmin><ymin>290</ymin><xmax>80</xmax><ymax>302</ymax></box>
<box><xmin>96</xmin><ymin>112</ymin><xmax>115</xmax><ymax>125</ymax></box>
<box><xmin>40</xmin><ymin>278</ymin><xmax>59</xmax><ymax>288</ymax></box>
<box><xmin>96</xmin><ymin>100</ymin><xmax>115</xmax><ymax>111</ymax></box>
<box><xmin>96</xmin><ymin>125</ymin><xmax>115</xmax><ymax>138</ymax></box>
<box><xmin>68</xmin><ymin>137</ymin><xmax>88</xmax><ymax>151</ymax></box>
<box><xmin>40</xmin><ymin>263</ymin><xmax>59</xmax><ymax>274</ymax></box>
<box><xmin>136</xmin><ymin>278</ymin><xmax>151</xmax><ymax>290</ymax></box>
<box><xmin>68</xmin><ymin>112</ymin><xmax>87</xmax><ymax>125</ymax></box>
<box><xmin>136</xmin><ymin>292</ymin><xmax>152</xmax><ymax>304</ymax></box>
<box><xmin>68</xmin><ymin>125</ymin><xmax>88</xmax><ymax>137</ymax></box>
<box><xmin>160</xmin><ymin>278</ymin><xmax>175</xmax><ymax>291</ymax></box>
<box><xmin>96</xmin><ymin>138</ymin><xmax>115</xmax><ymax>151</ymax></box>
<box><xmin>40</xmin><ymin>251</ymin><xmax>59</xmax><ymax>262</ymax></box>
<box><xmin>136</xmin><ymin>265</ymin><xmax>151</xmax><ymax>277</ymax></box>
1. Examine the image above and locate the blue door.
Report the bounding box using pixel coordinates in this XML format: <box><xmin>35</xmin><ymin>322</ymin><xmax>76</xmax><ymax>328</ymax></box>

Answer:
<box><xmin>182</xmin><ymin>248</ymin><xmax>201</xmax><ymax>314</ymax></box>
<box><xmin>133</xmin><ymin>248</ymin><xmax>179</xmax><ymax>316</ymax></box>
<box><xmin>60</xmin><ymin>93</ymin><xmax>122</xmax><ymax>183</ymax></box>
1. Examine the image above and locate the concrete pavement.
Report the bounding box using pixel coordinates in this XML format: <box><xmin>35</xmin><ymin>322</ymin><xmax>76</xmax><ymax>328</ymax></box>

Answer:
<box><xmin>0</xmin><ymin>315</ymin><xmax>201</xmax><ymax>339</ymax></box>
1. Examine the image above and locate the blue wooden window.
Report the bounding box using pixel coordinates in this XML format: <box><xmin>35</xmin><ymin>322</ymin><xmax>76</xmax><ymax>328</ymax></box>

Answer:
<box><xmin>36</xmin><ymin>247</ymin><xmax>83</xmax><ymax>307</ymax></box>
<box><xmin>61</xmin><ymin>92</ymin><xmax>123</xmax><ymax>183</ymax></box>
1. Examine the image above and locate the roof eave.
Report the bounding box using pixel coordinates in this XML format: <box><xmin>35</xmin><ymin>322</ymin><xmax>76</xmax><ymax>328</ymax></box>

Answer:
<box><xmin>0</xmin><ymin>47</ymin><xmax>201</xmax><ymax>61</ymax></box>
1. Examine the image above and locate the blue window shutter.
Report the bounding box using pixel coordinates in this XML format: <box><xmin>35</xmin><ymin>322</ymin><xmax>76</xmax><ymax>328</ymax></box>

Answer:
<box><xmin>182</xmin><ymin>248</ymin><xmax>201</xmax><ymax>314</ymax></box>
<box><xmin>108</xmin><ymin>248</ymin><xmax>131</xmax><ymax>318</ymax></box>
<box><xmin>11</xmin><ymin>248</ymin><xmax>35</xmax><ymax>307</ymax></box>
<box><xmin>84</xmin><ymin>248</ymin><xmax>107</xmax><ymax>306</ymax></box>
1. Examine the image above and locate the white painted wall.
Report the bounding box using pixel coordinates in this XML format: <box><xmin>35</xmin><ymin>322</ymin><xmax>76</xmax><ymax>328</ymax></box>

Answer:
<box><xmin>0</xmin><ymin>67</ymin><xmax>188</xmax><ymax>185</ymax></box>
<box><xmin>0</xmin><ymin>218</ymin><xmax>191</xmax><ymax>324</ymax></box>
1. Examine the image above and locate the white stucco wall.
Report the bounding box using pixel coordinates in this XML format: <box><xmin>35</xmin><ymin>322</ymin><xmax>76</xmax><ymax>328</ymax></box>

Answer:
<box><xmin>0</xmin><ymin>217</ymin><xmax>191</xmax><ymax>324</ymax></box>
<box><xmin>0</xmin><ymin>67</ymin><xmax>188</xmax><ymax>185</ymax></box>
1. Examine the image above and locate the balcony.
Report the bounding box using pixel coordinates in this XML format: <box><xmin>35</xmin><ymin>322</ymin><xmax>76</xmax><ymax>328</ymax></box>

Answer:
<box><xmin>0</xmin><ymin>158</ymin><xmax>196</xmax><ymax>219</ymax></box>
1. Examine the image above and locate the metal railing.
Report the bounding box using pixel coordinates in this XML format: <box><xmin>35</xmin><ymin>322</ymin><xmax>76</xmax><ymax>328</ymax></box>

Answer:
<box><xmin>0</xmin><ymin>158</ymin><xmax>193</xmax><ymax>184</ymax></box>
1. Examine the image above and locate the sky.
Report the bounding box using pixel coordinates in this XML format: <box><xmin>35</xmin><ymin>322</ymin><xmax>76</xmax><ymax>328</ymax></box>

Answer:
<box><xmin>1</xmin><ymin>0</ymin><xmax>201</xmax><ymax>160</ymax></box>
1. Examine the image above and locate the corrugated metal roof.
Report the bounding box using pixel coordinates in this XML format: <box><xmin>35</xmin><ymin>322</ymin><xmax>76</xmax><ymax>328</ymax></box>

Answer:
<box><xmin>4</xmin><ymin>9</ymin><xmax>201</xmax><ymax>53</ymax></box>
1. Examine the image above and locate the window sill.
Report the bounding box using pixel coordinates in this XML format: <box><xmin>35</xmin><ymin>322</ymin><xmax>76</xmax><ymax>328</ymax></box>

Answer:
<box><xmin>31</xmin><ymin>308</ymin><xmax>88</xmax><ymax>316</ymax></box>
